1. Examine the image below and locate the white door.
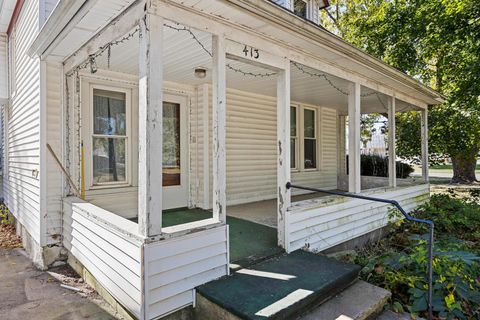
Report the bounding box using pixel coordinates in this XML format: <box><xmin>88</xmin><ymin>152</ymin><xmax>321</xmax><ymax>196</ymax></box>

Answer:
<box><xmin>162</xmin><ymin>94</ymin><xmax>188</xmax><ymax>209</ymax></box>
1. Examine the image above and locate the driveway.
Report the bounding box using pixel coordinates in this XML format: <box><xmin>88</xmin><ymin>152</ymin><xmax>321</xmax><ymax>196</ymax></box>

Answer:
<box><xmin>0</xmin><ymin>247</ymin><xmax>121</xmax><ymax>320</ymax></box>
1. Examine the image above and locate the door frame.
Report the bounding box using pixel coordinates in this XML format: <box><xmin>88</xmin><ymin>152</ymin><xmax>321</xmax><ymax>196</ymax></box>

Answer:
<box><xmin>162</xmin><ymin>92</ymin><xmax>190</xmax><ymax>210</ymax></box>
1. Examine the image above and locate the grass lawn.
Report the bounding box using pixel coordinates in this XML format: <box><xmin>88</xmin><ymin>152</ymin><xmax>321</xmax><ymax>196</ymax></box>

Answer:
<box><xmin>430</xmin><ymin>164</ymin><xmax>480</xmax><ymax>171</ymax></box>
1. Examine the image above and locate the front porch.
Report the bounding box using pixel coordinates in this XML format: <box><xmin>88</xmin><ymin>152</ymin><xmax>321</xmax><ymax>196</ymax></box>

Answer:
<box><xmin>33</xmin><ymin>0</ymin><xmax>440</xmax><ymax>319</ymax></box>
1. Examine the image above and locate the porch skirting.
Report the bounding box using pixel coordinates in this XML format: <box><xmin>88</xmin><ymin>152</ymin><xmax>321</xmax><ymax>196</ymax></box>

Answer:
<box><xmin>286</xmin><ymin>184</ymin><xmax>430</xmax><ymax>253</ymax></box>
<box><xmin>62</xmin><ymin>197</ymin><xmax>229</xmax><ymax>320</ymax></box>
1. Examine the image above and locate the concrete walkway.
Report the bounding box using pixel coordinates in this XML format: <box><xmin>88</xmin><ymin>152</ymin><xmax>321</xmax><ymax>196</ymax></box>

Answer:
<box><xmin>0</xmin><ymin>247</ymin><xmax>121</xmax><ymax>320</ymax></box>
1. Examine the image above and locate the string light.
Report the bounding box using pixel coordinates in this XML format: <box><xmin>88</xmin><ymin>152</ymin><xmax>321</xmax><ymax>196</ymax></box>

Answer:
<box><xmin>163</xmin><ymin>23</ymin><xmax>277</xmax><ymax>78</ymax></box>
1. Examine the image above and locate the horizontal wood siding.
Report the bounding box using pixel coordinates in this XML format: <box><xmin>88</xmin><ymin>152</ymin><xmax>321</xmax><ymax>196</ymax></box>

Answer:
<box><xmin>63</xmin><ymin>197</ymin><xmax>143</xmax><ymax>318</ymax></box>
<box><xmin>287</xmin><ymin>184</ymin><xmax>430</xmax><ymax>252</ymax></box>
<box><xmin>144</xmin><ymin>225</ymin><xmax>229</xmax><ymax>319</ymax></box>
<box><xmin>45</xmin><ymin>62</ymin><xmax>63</xmax><ymax>244</ymax></box>
<box><xmin>0</xmin><ymin>34</ymin><xmax>7</xmax><ymax>100</ymax></box>
<box><xmin>4</xmin><ymin>0</ymin><xmax>41</xmax><ymax>244</ymax></box>
<box><xmin>191</xmin><ymin>86</ymin><xmax>338</xmax><ymax>208</ymax></box>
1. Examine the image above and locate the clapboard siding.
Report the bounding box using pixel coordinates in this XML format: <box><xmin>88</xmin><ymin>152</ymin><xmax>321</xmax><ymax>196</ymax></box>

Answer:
<box><xmin>144</xmin><ymin>225</ymin><xmax>229</xmax><ymax>319</ymax></box>
<box><xmin>4</xmin><ymin>0</ymin><xmax>42</xmax><ymax>244</ymax></box>
<box><xmin>63</xmin><ymin>197</ymin><xmax>143</xmax><ymax>318</ymax></box>
<box><xmin>286</xmin><ymin>184</ymin><xmax>430</xmax><ymax>252</ymax></box>
<box><xmin>0</xmin><ymin>34</ymin><xmax>7</xmax><ymax>100</ymax></box>
<box><xmin>191</xmin><ymin>86</ymin><xmax>338</xmax><ymax>208</ymax></box>
<box><xmin>44</xmin><ymin>62</ymin><xmax>63</xmax><ymax>244</ymax></box>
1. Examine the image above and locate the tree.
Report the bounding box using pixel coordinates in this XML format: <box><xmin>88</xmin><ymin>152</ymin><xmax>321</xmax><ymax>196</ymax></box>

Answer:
<box><xmin>320</xmin><ymin>0</ymin><xmax>480</xmax><ymax>183</ymax></box>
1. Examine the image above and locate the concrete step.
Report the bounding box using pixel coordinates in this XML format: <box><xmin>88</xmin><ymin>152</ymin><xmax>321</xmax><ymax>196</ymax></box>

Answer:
<box><xmin>195</xmin><ymin>250</ymin><xmax>361</xmax><ymax>320</ymax></box>
<box><xmin>299</xmin><ymin>280</ymin><xmax>391</xmax><ymax>320</ymax></box>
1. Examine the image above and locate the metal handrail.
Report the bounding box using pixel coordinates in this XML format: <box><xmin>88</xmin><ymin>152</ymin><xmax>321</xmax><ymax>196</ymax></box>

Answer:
<box><xmin>286</xmin><ymin>182</ymin><xmax>434</xmax><ymax>320</ymax></box>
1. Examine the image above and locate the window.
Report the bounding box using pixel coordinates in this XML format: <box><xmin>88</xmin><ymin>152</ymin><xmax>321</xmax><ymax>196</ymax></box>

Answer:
<box><xmin>92</xmin><ymin>89</ymin><xmax>128</xmax><ymax>185</ymax></box>
<box><xmin>290</xmin><ymin>106</ymin><xmax>298</xmax><ymax>169</ymax></box>
<box><xmin>304</xmin><ymin>108</ymin><xmax>317</xmax><ymax>169</ymax></box>
<box><xmin>293</xmin><ymin>0</ymin><xmax>309</xmax><ymax>19</ymax></box>
<box><xmin>163</xmin><ymin>102</ymin><xmax>181</xmax><ymax>186</ymax></box>
<box><xmin>290</xmin><ymin>105</ymin><xmax>318</xmax><ymax>171</ymax></box>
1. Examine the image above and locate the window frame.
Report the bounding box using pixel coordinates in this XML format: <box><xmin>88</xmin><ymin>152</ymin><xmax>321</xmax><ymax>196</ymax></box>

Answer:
<box><xmin>302</xmin><ymin>106</ymin><xmax>318</xmax><ymax>171</ymax></box>
<box><xmin>290</xmin><ymin>106</ymin><xmax>299</xmax><ymax>171</ymax></box>
<box><xmin>290</xmin><ymin>103</ymin><xmax>320</xmax><ymax>172</ymax></box>
<box><xmin>292</xmin><ymin>0</ymin><xmax>313</xmax><ymax>20</ymax></box>
<box><xmin>88</xmin><ymin>83</ymin><xmax>132</xmax><ymax>189</ymax></box>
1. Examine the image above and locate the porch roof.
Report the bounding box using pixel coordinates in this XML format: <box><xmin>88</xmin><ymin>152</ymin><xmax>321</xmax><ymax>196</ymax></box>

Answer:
<box><xmin>29</xmin><ymin>0</ymin><xmax>443</xmax><ymax>107</ymax></box>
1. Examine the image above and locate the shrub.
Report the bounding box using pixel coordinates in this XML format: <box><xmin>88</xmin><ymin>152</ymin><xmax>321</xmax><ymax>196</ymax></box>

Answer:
<box><xmin>346</xmin><ymin>154</ymin><xmax>414</xmax><ymax>179</ymax></box>
<box><xmin>347</xmin><ymin>192</ymin><xmax>480</xmax><ymax>319</ymax></box>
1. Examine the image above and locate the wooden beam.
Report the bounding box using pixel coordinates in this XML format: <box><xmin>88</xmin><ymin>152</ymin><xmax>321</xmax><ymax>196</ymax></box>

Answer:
<box><xmin>421</xmin><ymin>109</ymin><xmax>429</xmax><ymax>183</ymax></box>
<box><xmin>138</xmin><ymin>12</ymin><xmax>164</xmax><ymax>237</ymax></box>
<box><xmin>63</xmin><ymin>0</ymin><xmax>144</xmax><ymax>72</ymax></box>
<box><xmin>277</xmin><ymin>65</ymin><xmax>291</xmax><ymax>250</ymax></box>
<box><xmin>212</xmin><ymin>35</ymin><xmax>227</xmax><ymax>224</ymax></box>
<box><xmin>388</xmin><ymin>97</ymin><xmax>397</xmax><ymax>188</ymax></box>
<box><xmin>348</xmin><ymin>82</ymin><xmax>361</xmax><ymax>193</ymax></box>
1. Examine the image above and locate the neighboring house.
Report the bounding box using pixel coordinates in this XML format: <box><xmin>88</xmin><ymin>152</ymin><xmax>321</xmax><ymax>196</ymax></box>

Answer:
<box><xmin>1</xmin><ymin>0</ymin><xmax>443</xmax><ymax>319</ymax></box>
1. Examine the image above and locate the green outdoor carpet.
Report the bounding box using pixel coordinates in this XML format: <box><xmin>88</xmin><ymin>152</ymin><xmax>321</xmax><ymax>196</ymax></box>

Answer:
<box><xmin>197</xmin><ymin>250</ymin><xmax>361</xmax><ymax>320</ymax></box>
<box><xmin>130</xmin><ymin>209</ymin><xmax>282</xmax><ymax>267</ymax></box>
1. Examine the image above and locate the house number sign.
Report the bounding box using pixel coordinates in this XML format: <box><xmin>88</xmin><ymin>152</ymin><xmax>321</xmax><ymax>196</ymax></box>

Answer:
<box><xmin>243</xmin><ymin>45</ymin><xmax>260</xmax><ymax>59</ymax></box>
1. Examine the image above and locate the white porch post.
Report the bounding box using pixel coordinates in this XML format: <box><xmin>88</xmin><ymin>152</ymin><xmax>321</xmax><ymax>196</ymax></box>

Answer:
<box><xmin>277</xmin><ymin>65</ymin><xmax>291</xmax><ymax>249</ymax></box>
<box><xmin>348</xmin><ymin>82</ymin><xmax>361</xmax><ymax>193</ymax></box>
<box><xmin>212</xmin><ymin>35</ymin><xmax>227</xmax><ymax>224</ymax></box>
<box><xmin>388</xmin><ymin>97</ymin><xmax>397</xmax><ymax>188</ymax></box>
<box><xmin>138</xmin><ymin>13</ymin><xmax>163</xmax><ymax>237</ymax></box>
<box><xmin>421</xmin><ymin>108</ymin><xmax>429</xmax><ymax>183</ymax></box>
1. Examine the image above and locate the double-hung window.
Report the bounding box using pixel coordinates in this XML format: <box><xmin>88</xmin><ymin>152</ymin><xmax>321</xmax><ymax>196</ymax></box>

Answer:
<box><xmin>303</xmin><ymin>108</ymin><xmax>317</xmax><ymax>169</ymax></box>
<box><xmin>290</xmin><ymin>105</ymin><xmax>318</xmax><ymax>170</ymax></box>
<box><xmin>290</xmin><ymin>106</ymin><xmax>298</xmax><ymax>169</ymax></box>
<box><xmin>92</xmin><ymin>88</ymin><xmax>128</xmax><ymax>185</ymax></box>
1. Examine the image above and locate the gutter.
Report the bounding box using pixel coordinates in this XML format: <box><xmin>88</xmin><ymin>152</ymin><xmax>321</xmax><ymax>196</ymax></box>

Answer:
<box><xmin>230</xmin><ymin>0</ymin><xmax>444</xmax><ymax>103</ymax></box>
<box><xmin>27</xmin><ymin>0</ymin><xmax>88</xmax><ymax>58</ymax></box>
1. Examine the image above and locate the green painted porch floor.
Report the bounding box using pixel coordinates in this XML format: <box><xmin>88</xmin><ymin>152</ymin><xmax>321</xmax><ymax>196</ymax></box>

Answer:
<box><xmin>197</xmin><ymin>250</ymin><xmax>361</xmax><ymax>319</ymax></box>
<box><xmin>132</xmin><ymin>208</ymin><xmax>282</xmax><ymax>266</ymax></box>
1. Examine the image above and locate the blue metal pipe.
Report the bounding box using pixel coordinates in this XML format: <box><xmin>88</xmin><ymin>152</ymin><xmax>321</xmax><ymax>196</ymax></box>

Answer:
<box><xmin>286</xmin><ymin>182</ymin><xmax>434</xmax><ymax>320</ymax></box>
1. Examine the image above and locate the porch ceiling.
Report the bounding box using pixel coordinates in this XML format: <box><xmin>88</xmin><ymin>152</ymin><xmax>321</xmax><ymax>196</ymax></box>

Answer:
<box><xmin>94</xmin><ymin>25</ymin><xmax>417</xmax><ymax>114</ymax></box>
<box><xmin>31</xmin><ymin>0</ymin><xmax>442</xmax><ymax>108</ymax></box>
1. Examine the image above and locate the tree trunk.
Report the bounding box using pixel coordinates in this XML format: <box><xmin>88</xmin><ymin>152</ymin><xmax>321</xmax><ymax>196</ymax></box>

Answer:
<box><xmin>451</xmin><ymin>151</ymin><xmax>478</xmax><ymax>183</ymax></box>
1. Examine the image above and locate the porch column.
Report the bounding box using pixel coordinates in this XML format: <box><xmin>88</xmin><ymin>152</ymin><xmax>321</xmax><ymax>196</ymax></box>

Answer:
<box><xmin>138</xmin><ymin>13</ymin><xmax>163</xmax><ymax>237</ymax></box>
<box><xmin>388</xmin><ymin>97</ymin><xmax>397</xmax><ymax>188</ymax></box>
<box><xmin>277</xmin><ymin>64</ymin><xmax>291</xmax><ymax>249</ymax></box>
<box><xmin>212</xmin><ymin>35</ymin><xmax>227</xmax><ymax>224</ymax></box>
<box><xmin>348</xmin><ymin>82</ymin><xmax>361</xmax><ymax>193</ymax></box>
<box><xmin>421</xmin><ymin>108</ymin><xmax>429</xmax><ymax>183</ymax></box>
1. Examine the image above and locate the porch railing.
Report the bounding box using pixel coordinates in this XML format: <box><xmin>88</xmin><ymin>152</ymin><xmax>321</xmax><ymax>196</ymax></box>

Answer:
<box><xmin>286</xmin><ymin>182</ymin><xmax>434</xmax><ymax>320</ymax></box>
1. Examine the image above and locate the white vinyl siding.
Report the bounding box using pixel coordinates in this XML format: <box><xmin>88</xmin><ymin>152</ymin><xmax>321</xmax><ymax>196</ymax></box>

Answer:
<box><xmin>144</xmin><ymin>225</ymin><xmax>229</xmax><ymax>319</ymax></box>
<box><xmin>63</xmin><ymin>197</ymin><xmax>143</xmax><ymax>318</ymax></box>
<box><xmin>287</xmin><ymin>184</ymin><xmax>430</xmax><ymax>252</ymax></box>
<box><xmin>4</xmin><ymin>0</ymin><xmax>42</xmax><ymax>244</ymax></box>
<box><xmin>0</xmin><ymin>33</ymin><xmax>8</xmax><ymax>100</ymax></box>
<box><xmin>45</xmin><ymin>62</ymin><xmax>63</xmax><ymax>244</ymax></box>
<box><xmin>191</xmin><ymin>86</ymin><xmax>338</xmax><ymax>208</ymax></box>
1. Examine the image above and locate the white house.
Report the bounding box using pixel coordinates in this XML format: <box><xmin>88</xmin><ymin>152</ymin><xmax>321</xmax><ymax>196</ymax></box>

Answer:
<box><xmin>1</xmin><ymin>0</ymin><xmax>443</xmax><ymax>319</ymax></box>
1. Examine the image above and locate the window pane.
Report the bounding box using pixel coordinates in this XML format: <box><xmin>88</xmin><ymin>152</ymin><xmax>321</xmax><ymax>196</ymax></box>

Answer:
<box><xmin>291</xmin><ymin>138</ymin><xmax>296</xmax><ymax>168</ymax></box>
<box><xmin>304</xmin><ymin>139</ymin><xmax>316</xmax><ymax>169</ymax></box>
<box><xmin>290</xmin><ymin>107</ymin><xmax>297</xmax><ymax>136</ymax></box>
<box><xmin>294</xmin><ymin>0</ymin><xmax>307</xmax><ymax>18</ymax></box>
<box><xmin>163</xmin><ymin>102</ymin><xmax>181</xmax><ymax>186</ymax></box>
<box><xmin>304</xmin><ymin>109</ymin><xmax>315</xmax><ymax>138</ymax></box>
<box><xmin>93</xmin><ymin>89</ymin><xmax>126</xmax><ymax>135</ymax></box>
<box><xmin>93</xmin><ymin>137</ymin><xmax>126</xmax><ymax>183</ymax></box>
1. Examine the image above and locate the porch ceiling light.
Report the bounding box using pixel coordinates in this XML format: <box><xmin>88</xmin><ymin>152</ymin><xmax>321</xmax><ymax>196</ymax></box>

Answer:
<box><xmin>89</xmin><ymin>55</ymin><xmax>98</xmax><ymax>74</ymax></box>
<box><xmin>194</xmin><ymin>67</ymin><xmax>207</xmax><ymax>79</ymax></box>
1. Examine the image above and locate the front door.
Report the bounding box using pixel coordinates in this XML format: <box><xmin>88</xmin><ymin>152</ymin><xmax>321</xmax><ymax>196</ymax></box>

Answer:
<box><xmin>162</xmin><ymin>94</ymin><xmax>188</xmax><ymax>209</ymax></box>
